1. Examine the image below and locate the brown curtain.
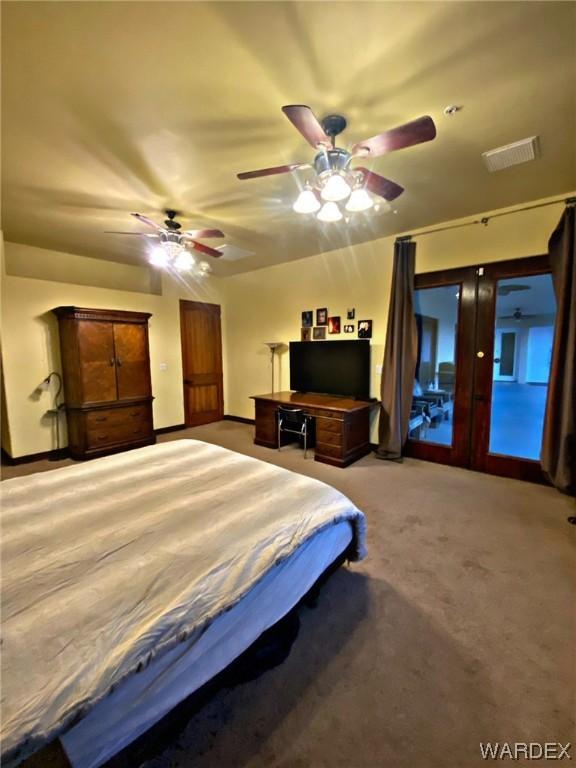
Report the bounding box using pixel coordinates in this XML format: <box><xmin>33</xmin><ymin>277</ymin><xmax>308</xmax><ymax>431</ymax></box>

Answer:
<box><xmin>541</xmin><ymin>205</ymin><xmax>576</xmax><ymax>495</ymax></box>
<box><xmin>375</xmin><ymin>238</ymin><xmax>418</xmax><ymax>461</ymax></box>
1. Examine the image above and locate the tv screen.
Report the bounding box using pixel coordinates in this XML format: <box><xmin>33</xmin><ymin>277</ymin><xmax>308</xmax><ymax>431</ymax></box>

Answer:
<box><xmin>289</xmin><ymin>340</ymin><xmax>370</xmax><ymax>399</ymax></box>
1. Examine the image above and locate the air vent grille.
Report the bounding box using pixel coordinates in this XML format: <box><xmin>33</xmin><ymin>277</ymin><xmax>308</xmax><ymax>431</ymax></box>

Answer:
<box><xmin>482</xmin><ymin>136</ymin><xmax>540</xmax><ymax>172</ymax></box>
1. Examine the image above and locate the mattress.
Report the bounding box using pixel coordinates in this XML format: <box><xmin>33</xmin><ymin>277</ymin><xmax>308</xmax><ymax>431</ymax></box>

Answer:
<box><xmin>1</xmin><ymin>439</ymin><xmax>366</xmax><ymax>766</ymax></box>
<box><xmin>62</xmin><ymin>520</ymin><xmax>353</xmax><ymax>768</ymax></box>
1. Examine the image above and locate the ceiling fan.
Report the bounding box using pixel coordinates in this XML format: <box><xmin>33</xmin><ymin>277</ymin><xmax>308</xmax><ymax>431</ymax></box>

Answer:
<box><xmin>236</xmin><ymin>105</ymin><xmax>437</xmax><ymax>220</ymax></box>
<box><xmin>107</xmin><ymin>210</ymin><xmax>225</xmax><ymax>272</ymax></box>
<box><xmin>498</xmin><ymin>307</ymin><xmax>537</xmax><ymax>321</ymax></box>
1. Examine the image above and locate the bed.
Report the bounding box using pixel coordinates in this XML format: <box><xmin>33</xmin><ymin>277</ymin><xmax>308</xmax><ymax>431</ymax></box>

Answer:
<box><xmin>1</xmin><ymin>439</ymin><xmax>367</xmax><ymax>768</ymax></box>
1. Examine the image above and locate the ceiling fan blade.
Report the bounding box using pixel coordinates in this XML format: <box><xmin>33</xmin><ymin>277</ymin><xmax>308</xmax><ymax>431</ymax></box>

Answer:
<box><xmin>182</xmin><ymin>229</ymin><xmax>225</xmax><ymax>239</ymax></box>
<box><xmin>189</xmin><ymin>240</ymin><xmax>223</xmax><ymax>258</ymax></box>
<box><xmin>356</xmin><ymin>168</ymin><xmax>404</xmax><ymax>201</ymax></box>
<box><xmin>282</xmin><ymin>105</ymin><xmax>332</xmax><ymax>148</ymax></box>
<box><xmin>104</xmin><ymin>231</ymin><xmax>158</xmax><ymax>238</ymax></box>
<box><xmin>130</xmin><ymin>212</ymin><xmax>163</xmax><ymax>230</ymax></box>
<box><xmin>237</xmin><ymin>163</ymin><xmax>309</xmax><ymax>180</ymax></box>
<box><xmin>351</xmin><ymin>116</ymin><xmax>437</xmax><ymax>158</ymax></box>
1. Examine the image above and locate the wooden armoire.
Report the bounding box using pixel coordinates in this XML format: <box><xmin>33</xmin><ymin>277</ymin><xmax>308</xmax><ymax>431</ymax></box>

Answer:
<box><xmin>53</xmin><ymin>306</ymin><xmax>155</xmax><ymax>459</ymax></box>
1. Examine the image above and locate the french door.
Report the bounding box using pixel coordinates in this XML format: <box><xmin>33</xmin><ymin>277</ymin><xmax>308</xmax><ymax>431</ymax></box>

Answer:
<box><xmin>406</xmin><ymin>255</ymin><xmax>555</xmax><ymax>483</ymax></box>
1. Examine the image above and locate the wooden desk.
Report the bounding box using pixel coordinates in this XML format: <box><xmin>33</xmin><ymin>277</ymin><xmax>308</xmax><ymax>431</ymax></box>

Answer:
<box><xmin>250</xmin><ymin>391</ymin><xmax>378</xmax><ymax>467</ymax></box>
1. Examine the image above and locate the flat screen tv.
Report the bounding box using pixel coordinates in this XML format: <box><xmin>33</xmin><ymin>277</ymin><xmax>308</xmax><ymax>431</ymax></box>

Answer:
<box><xmin>289</xmin><ymin>340</ymin><xmax>370</xmax><ymax>399</ymax></box>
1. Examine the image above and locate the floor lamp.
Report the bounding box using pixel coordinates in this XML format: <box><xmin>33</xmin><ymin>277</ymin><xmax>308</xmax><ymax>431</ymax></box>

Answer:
<box><xmin>264</xmin><ymin>342</ymin><xmax>282</xmax><ymax>393</ymax></box>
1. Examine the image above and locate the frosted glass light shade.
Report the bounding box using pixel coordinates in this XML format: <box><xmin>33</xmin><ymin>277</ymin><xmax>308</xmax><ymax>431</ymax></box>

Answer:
<box><xmin>293</xmin><ymin>188</ymin><xmax>320</xmax><ymax>214</ymax></box>
<box><xmin>317</xmin><ymin>201</ymin><xmax>343</xmax><ymax>222</ymax></box>
<box><xmin>174</xmin><ymin>251</ymin><xmax>194</xmax><ymax>272</ymax></box>
<box><xmin>149</xmin><ymin>246</ymin><xmax>170</xmax><ymax>267</ymax></box>
<box><xmin>320</xmin><ymin>173</ymin><xmax>351</xmax><ymax>202</ymax></box>
<box><xmin>345</xmin><ymin>187</ymin><xmax>374</xmax><ymax>212</ymax></box>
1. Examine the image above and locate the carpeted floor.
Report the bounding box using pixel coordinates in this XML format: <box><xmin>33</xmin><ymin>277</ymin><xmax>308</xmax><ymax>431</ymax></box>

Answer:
<box><xmin>3</xmin><ymin>422</ymin><xmax>575</xmax><ymax>768</ymax></box>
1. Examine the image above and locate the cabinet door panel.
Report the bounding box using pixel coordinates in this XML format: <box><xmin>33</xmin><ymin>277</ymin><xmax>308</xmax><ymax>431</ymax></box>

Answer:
<box><xmin>113</xmin><ymin>323</ymin><xmax>152</xmax><ymax>400</ymax></box>
<box><xmin>77</xmin><ymin>321</ymin><xmax>117</xmax><ymax>403</ymax></box>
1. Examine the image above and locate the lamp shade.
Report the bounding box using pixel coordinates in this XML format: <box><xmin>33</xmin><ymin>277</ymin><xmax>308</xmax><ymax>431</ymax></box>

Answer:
<box><xmin>149</xmin><ymin>246</ymin><xmax>170</xmax><ymax>267</ymax></box>
<box><xmin>345</xmin><ymin>187</ymin><xmax>374</xmax><ymax>212</ymax></box>
<box><xmin>293</xmin><ymin>188</ymin><xmax>321</xmax><ymax>214</ymax></box>
<box><xmin>317</xmin><ymin>201</ymin><xmax>343</xmax><ymax>222</ymax></box>
<box><xmin>320</xmin><ymin>173</ymin><xmax>351</xmax><ymax>202</ymax></box>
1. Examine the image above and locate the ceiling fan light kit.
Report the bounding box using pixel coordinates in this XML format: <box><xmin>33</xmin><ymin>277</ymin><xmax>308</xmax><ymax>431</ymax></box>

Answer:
<box><xmin>237</xmin><ymin>105</ymin><xmax>437</xmax><ymax>224</ymax></box>
<box><xmin>109</xmin><ymin>210</ymin><xmax>224</xmax><ymax>277</ymax></box>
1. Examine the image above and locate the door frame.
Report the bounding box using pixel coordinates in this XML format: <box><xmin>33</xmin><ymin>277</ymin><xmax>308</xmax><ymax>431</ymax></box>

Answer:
<box><xmin>471</xmin><ymin>254</ymin><xmax>550</xmax><ymax>483</ymax></box>
<box><xmin>179</xmin><ymin>300</ymin><xmax>224</xmax><ymax>427</ymax></box>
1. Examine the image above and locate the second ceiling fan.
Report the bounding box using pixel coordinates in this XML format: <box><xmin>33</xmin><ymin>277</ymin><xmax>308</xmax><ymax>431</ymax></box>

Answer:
<box><xmin>237</xmin><ymin>105</ymin><xmax>437</xmax><ymax>220</ymax></box>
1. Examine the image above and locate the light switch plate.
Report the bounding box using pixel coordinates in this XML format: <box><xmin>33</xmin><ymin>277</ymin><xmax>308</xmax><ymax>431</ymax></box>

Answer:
<box><xmin>375</xmin><ymin>364</ymin><xmax>383</xmax><ymax>375</ymax></box>
<box><xmin>159</xmin><ymin>363</ymin><xmax>168</xmax><ymax>371</ymax></box>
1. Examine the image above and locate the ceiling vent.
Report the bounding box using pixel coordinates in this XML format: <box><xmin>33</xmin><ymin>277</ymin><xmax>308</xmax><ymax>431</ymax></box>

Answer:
<box><xmin>217</xmin><ymin>244</ymin><xmax>255</xmax><ymax>261</ymax></box>
<box><xmin>482</xmin><ymin>136</ymin><xmax>540</xmax><ymax>172</ymax></box>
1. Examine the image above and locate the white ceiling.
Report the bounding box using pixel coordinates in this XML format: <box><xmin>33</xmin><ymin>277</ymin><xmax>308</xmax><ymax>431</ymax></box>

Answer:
<box><xmin>2</xmin><ymin>1</ymin><xmax>575</xmax><ymax>276</ymax></box>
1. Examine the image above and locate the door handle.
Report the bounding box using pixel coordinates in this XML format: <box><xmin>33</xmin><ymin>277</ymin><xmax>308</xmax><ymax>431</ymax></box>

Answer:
<box><xmin>493</xmin><ymin>357</ymin><xmax>501</xmax><ymax>364</ymax></box>
<box><xmin>116</xmin><ymin>358</ymin><xmax>123</xmax><ymax>367</ymax></box>
<box><xmin>109</xmin><ymin>357</ymin><xmax>115</xmax><ymax>366</ymax></box>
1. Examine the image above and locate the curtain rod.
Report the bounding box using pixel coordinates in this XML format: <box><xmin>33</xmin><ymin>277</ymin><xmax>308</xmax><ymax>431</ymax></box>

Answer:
<box><xmin>396</xmin><ymin>195</ymin><xmax>575</xmax><ymax>242</ymax></box>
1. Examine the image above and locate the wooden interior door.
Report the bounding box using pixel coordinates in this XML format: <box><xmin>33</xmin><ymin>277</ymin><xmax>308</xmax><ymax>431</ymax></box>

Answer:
<box><xmin>180</xmin><ymin>301</ymin><xmax>223</xmax><ymax>426</ymax></box>
<box><xmin>77</xmin><ymin>321</ymin><xmax>117</xmax><ymax>403</ymax></box>
<box><xmin>113</xmin><ymin>322</ymin><xmax>152</xmax><ymax>400</ymax></box>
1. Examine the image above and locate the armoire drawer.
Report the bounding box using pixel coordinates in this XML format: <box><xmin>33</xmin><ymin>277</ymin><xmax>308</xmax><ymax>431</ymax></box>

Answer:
<box><xmin>86</xmin><ymin>420</ymin><xmax>152</xmax><ymax>449</ymax></box>
<box><xmin>85</xmin><ymin>405</ymin><xmax>151</xmax><ymax>431</ymax></box>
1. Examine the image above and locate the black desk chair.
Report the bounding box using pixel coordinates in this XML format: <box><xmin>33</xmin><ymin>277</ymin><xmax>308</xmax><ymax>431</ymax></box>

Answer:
<box><xmin>277</xmin><ymin>406</ymin><xmax>314</xmax><ymax>458</ymax></box>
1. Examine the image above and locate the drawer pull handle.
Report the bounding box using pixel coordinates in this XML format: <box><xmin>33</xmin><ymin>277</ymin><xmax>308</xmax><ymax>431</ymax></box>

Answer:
<box><xmin>133</xmin><ymin>429</ymin><xmax>141</xmax><ymax>434</ymax></box>
<box><xmin>97</xmin><ymin>434</ymin><xmax>108</xmax><ymax>441</ymax></box>
<box><xmin>95</xmin><ymin>416</ymin><xmax>107</xmax><ymax>422</ymax></box>
<box><xmin>130</xmin><ymin>411</ymin><xmax>140</xmax><ymax>417</ymax></box>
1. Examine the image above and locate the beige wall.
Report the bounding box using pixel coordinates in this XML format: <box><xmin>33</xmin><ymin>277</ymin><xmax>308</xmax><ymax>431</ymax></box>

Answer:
<box><xmin>0</xmin><ymin>194</ymin><xmax>570</xmax><ymax>457</ymax></box>
<box><xmin>222</xmin><ymin>196</ymin><xmax>569</xmax><ymax>441</ymax></box>
<box><xmin>1</xmin><ymin>241</ymin><xmax>227</xmax><ymax>458</ymax></box>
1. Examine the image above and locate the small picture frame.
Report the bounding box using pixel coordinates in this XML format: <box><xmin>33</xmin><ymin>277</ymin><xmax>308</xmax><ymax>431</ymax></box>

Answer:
<box><xmin>328</xmin><ymin>316</ymin><xmax>341</xmax><ymax>334</ymax></box>
<box><xmin>313</xmin><ymin>326</ymin><xmax>326</xmax><ymax>340</ymax></box>
<box><xmin>358</xmin><ymin>320</ymin><xmax>373</xmax><ymax>339</ymax></box>
<box><xmin>347</xmin><ymin>308</ymin><xmax>355</xmax><ymax>320</ymax></box>
<box><xmin>301</xmin><ymin>310</ymin><xmax>313</xmax><ymax>328</ymax></box>
<box><xmin>344</xmin><ymin>324</ymin><xmax>355</xmax><ymax>333</ymax></box>
<box><xmin>301</xmin><ymin>327</ymin><xmax>312</xmax><ymax>341</ymax></box>
<box><xmin>316</xmin><ymin>307</ymin><xmax>328</xmax><ymax>326</ymax></box>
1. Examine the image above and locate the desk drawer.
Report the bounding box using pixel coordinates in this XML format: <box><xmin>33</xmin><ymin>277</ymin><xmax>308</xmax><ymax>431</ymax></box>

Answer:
<box><xmin>316</xmin><ymin>417</ymin><xmax>343</xmax><ymax>434</ymax></box>
<box><xmin>315</xmin><ymin>442</ymin><xmax>344</xmax><ymax>460</ymax></box>
<box><xmin>316</xmin><ymin>427</ymin><xmax>342</xmax><ymax>447</ymax></box>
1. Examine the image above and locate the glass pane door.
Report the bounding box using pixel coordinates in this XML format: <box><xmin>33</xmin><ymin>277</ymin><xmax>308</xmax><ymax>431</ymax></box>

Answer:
<box><xmin>487</xmin><ymin>274</ymin><xmax>556</xmax><ymax>461</ymax></box>
<box><xmin>406</xmin><ymin>266</ymin><xmax>477</xmax><ymax>469</ymax></box>
<box><xmin>410</xmin><ymin>285</ymin><xmax>459</xmax><ymax>447</ymax></box>
<box><xmin>471</xmin><ymin>257</ymin><xmax>554</xmax><ymax>482</ymax></box>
